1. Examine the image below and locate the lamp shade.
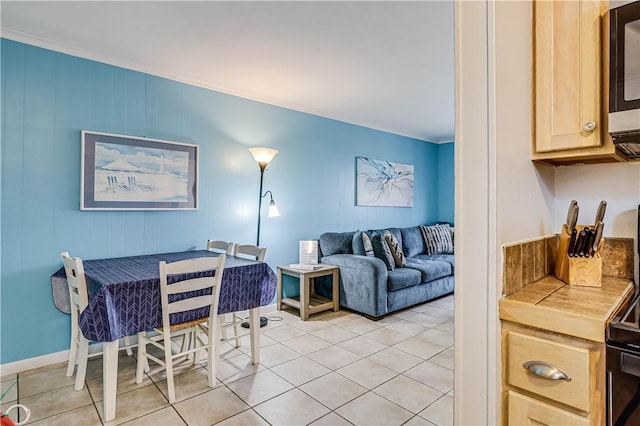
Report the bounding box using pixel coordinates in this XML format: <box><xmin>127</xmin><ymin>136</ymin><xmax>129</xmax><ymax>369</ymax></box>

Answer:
<box><xmin>249</xmin><ymin>148</ymin><xmax>278</xmax><ymax>165</ymax></box>
<box><xmin>267</xmin><ymin>199</ymin><xmax>280</xmax><ymax>217</ymax></box>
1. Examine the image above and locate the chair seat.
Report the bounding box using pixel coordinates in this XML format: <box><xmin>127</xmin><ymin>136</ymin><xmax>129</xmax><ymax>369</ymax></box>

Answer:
<box><xmin>157</xmin><ymin>317</ymin><xmax>208</xmax><ymax>332</ymax></box>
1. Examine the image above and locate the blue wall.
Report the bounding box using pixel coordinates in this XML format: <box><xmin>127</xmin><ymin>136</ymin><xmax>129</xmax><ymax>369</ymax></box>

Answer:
<box><xmin>1</xmin><ymin>39</ymin><xmax>454</xmax><ymax>364</ymax></box>
<box><xmin>438</xmin><ymin>142</ymin><xmax>455</xmax><ymax>223</ymax></box>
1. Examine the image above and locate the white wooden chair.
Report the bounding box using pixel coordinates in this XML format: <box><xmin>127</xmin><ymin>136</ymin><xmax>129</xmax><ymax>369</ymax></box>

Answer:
<box><xmin>207</xmin><ymin>239</ymin><xmax>233</xmax><ymax>255</ymax></box>
<box><xmin>135</xmin><ymin>255</ymin><xmax>225</xmax><ymax>403</ymax></box>
<box><xmin>219</xmin><ymin>244</ymin><xmax>267</xmax><ymax>348</ymax></box>
<box><xmin>61</xmin><ymin>252</ymin><xmax>137</xmax><ymax>391</ymax></box>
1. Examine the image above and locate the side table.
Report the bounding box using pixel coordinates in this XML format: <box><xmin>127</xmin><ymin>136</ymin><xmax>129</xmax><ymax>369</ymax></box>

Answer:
<box><xmin>276</xmin><ymin>264</ymin><xmax>339</xmax><ymax>320</ymax></box>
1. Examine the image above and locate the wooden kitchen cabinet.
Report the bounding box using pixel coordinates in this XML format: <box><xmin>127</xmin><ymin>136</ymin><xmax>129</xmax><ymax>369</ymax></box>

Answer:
<box><xmin>499</xmin><ymin>276</ymin><xmax>634</xmax><ymax>425</ymax></box>
<box><xmin>532</xmin><ymin>0</ymin><xmax>627</xmax><ymax>165</ymax></box>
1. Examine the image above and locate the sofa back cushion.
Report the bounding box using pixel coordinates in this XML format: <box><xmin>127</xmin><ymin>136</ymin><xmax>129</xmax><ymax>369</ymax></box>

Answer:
<box><xmin>368</xmin><ymin>227</ymin><xmax>402</xmax><ymax>246</ymax></box>
<box><xmin>400</xmin><ymin>226</ymin><xmax>426</xmax><ymax>258</ymax></box>
<box><xmin>319</xmin><ymin>231</ymin><xmax>355</xmax><ymax>256</ymax></box>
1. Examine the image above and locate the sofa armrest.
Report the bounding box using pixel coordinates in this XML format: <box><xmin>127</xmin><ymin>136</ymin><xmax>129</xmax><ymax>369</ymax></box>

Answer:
<box><xmin>321</xmin><ymin>254</ymin><xmax>389</xmax><ymax>317</ymax></box>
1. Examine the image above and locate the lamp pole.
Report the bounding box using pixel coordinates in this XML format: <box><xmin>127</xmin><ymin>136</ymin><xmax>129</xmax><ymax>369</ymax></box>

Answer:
<box><xmin>256</xmin><ymin>162</ymin><xmax>267</xmax><ymax>246</ymax></box>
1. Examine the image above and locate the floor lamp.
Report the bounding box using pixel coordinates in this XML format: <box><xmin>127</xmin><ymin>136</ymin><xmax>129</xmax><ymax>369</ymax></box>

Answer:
<box><xmin>249</xmin><ymin>147</ymin><xmax>280</xmax><ymax>247</ymax></box>
<box><xmin>248</xmin><ymin>147</ymin><xmax>279</xmax><ymax>328</ymax></box>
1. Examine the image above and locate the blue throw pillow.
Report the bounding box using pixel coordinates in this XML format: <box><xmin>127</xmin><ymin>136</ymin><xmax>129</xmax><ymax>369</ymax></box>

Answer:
<box><xmin>370</xmin><ymin>232</ymin><xmax>395</xmax><ymax>271</ymax></box>
<box><xmin>352</xmin><ymin>230</ymin><xmax>366</xmax><ymax>256</ymax></box>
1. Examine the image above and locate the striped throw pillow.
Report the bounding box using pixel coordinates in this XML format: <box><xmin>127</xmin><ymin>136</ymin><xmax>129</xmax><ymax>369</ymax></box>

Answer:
<box><xmin>384</xmin><ymin>230</ymin><xmax>406</xmax><ymax>267</ymax></box>
<box><xmin>361</xmin><ymin>232</ymin><xmax>375</xmax><ymax>257</ymax></box>
<box><xmin>420</xmin><ymin>224</ymin><xmax>454</xmax><ymax>255</ymax></box>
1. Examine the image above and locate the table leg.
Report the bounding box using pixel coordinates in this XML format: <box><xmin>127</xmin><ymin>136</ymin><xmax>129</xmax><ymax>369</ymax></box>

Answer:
<box><xmin>276</xmin><ymin>267</ymin><xmax>283</xmax><ymax>311</ymax></box>
<box><xmin>301</xmin><ymin>276</ymin><xmax>310</xmax><ymax>321</ymax></box>
<box><xmin>249</xmin><ymin>308</ymin><xmax>260</xmax><ymax>364</ymax></box>
<box><xmin>103</xmin><ymin>340</ymin><xmax>119</xmax><ymax>422</ymax></box>
<box><xmin>332</xmin><ymin>269</ymin><xmax>339</xmax><ymax>312</ymax></box>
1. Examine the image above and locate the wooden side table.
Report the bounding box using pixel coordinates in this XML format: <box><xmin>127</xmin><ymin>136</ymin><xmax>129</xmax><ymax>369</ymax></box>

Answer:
<box><xmin>276</xmin><ymin>264</ymin><xmax>339</xmax><ymax>320</ymax></box>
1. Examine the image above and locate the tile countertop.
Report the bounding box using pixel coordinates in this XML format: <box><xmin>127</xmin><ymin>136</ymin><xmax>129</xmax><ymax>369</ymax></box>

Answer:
<box><xmin>499</xmin><ymin>275</ymin><xmax>634</xmax><ymax>343</ymax></box>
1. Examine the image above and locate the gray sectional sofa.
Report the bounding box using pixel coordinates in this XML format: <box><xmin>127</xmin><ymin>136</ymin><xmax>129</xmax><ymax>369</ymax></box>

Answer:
<box><xmin>319</xmin><ymin>226</ymin><xmax>454</xmax><ymax>319</ymax></box>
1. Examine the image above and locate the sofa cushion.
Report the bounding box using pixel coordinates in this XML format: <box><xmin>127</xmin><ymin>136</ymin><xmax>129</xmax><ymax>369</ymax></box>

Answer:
<box><xmin>414</xmin><ymin>254</ymin><xmax>455</xmax><ymax>272</ymax></box>
<box><xmin>400</xmin><ymin>226</ymin><xmax>426</xmax><ymax>258</ymax></box>
<box><xmin>370</xmin><ymin>232</ymin><xmax>395</xmax><ymax>271</ymax></box>
<box><xmin>387</xmin><ymin>267</ymin><xmax>422</xmax><ymax>292</ymax></box>
<box><xmin>319</xmin><ymin>231</ymin><xmax>355</xmax><ymax>256</ymax></box>
<box><xmin>405</xmin><ymin>258</ymin><xmax>452</xmax><ymax>282</ymax></box>
<box><xmin>420</xmin><ymin>224</ymin><xmax>454</xmax><ymax>255</ymax></box>
<box><xmin>384</xmin><ymin>230</ymin><xmax>406</xmax><ymax>267</ymax></box>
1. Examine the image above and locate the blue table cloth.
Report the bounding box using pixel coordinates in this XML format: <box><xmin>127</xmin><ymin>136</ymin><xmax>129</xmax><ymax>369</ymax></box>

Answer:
<box><xmin>51</xmin><ymin>250</ymin><xmax>277</xmax><ymax>342</ymax></box>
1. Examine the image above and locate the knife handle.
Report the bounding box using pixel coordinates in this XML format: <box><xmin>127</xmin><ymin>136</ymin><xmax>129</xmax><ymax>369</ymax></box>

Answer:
<box><xmin>584</xmin><ymin>229</ymin><xmax>596</xmax><ymax>258</ymax></box>
<box><xmin>568</xmin><ymin>229</ymin><xmax>577</xmax><ymax>258</ymax></box>
<box><xmin>579</xmin><ymin>228</ymin><xmax>593</xmax><ymax>257</ymax></box>
<box><xmin>572</xmin><ymin>230</ymin><xmax>586</xmax><ymax>257</ymax></box>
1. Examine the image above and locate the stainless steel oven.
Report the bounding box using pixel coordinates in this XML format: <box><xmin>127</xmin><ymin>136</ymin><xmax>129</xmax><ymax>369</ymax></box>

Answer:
<box><xmin>608</xmin><ymin>289</ymin><xmax>640</xmax><ymax>425</ymax></box>
<box><xmin>607</xmin><ymin>204</ymin><xmax>640</xmax><ymax>425</ymax></box>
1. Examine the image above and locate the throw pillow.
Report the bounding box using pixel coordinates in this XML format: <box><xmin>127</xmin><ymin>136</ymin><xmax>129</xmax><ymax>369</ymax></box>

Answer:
<box><xmin>383</xmin><ymin>230</ymin><xmax>406</xmax><ymax>267</ymax></box>
<box><xmin>352</xmin><ymin>230</ymin><xmax>366</xmax><ymax>256</ymax></box>
<box><xmin>420</xmin><ymin>224</ymin><xmax>454</xmax><ymax>255</ymax></box>
<box><xmin>370</xmin><ymin>232</ymin><xmax>395</xmax><ymax>271</ymax></box>
<box><xmin>361</xmin><ymin>232</ymin><xmax>375</xmax><ymax>257</ymax></box>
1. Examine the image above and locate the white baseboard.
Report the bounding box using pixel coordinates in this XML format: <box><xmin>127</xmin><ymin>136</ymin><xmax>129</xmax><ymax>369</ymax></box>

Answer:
<box><xmin>0</xmin><ymin>344</ymin><xmax>106</xmax><ymax>376</ymax></box>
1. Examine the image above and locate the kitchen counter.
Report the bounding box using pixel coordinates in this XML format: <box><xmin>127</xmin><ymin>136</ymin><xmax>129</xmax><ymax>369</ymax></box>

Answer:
<box><xmin>499</xmin><ymin>275</ymin><xmax>634</xmax><ymax>342</ymax></box>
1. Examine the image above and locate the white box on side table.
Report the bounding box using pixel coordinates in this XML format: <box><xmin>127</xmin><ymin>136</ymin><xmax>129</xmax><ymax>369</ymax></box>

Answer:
<box><xmin>277</xmin><ymin>264</ymin><xmax>339</xmax><ymax>320</ymax></box>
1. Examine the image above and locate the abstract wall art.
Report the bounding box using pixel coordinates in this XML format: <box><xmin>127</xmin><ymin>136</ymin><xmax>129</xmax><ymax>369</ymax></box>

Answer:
<box><xmin>356</xmin><ymin>157</ymin><xmax>414</xmax><ymax>207</ymax></box>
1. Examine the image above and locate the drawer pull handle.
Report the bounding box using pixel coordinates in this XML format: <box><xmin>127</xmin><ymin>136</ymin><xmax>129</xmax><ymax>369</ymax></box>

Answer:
<box><xmin>522</xmin><ymin>361</ymin><xmax>572</xmax><ymax>382</ymax></box>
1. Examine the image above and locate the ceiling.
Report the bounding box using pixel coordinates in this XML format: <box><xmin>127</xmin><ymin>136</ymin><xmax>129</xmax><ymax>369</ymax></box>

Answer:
<box><xmin>0</xmin><ymin>1</ymin><xmax>455</xmax><ymax>143</ymax></box>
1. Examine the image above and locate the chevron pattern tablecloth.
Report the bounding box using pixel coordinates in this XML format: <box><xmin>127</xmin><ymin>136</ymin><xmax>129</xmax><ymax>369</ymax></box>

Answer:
<box><xmin>51</xmin><ymin>250</ymin><xmax>277</xmax><ymax>342</ymax></box>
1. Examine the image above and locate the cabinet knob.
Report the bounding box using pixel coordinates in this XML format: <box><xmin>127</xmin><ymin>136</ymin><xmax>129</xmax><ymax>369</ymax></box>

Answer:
<box><xmin>522</xmin><ymin>360</ymin><xmax>572</xmax><ymax>382</ymax></box>
<box><xmin>583</xmin><ymin>121</ymin><xmax>597</xmax><ymax>132</ymax></box>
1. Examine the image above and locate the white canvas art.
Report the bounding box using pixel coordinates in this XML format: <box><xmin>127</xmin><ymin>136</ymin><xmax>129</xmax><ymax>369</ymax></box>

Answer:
<box><xmin>356</xmin><ymin>157</ymin><xmax>414</xmax><ymax>207</ymax></box>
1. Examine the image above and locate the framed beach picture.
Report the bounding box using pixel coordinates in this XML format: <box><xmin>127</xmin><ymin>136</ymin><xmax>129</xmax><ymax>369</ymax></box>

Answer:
<box><xmin>81</xmin><ymin>131</ymin><xmax>198</xmax><ymax>210</ymax></box>
<box><xmin>356</xmin><ymin>157</ymin><xmax>414</xmax><ymax>207</ymax></box>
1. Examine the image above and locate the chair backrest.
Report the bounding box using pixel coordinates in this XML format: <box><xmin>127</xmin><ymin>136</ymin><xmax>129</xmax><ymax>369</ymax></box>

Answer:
<box><xmin>233</xmin><ymin>244</ymin><xmax>266</xmax><ymax>262</ymax></box>
<box><xmin>61</xmin><ymin>252</ymin><xmax>89</xmax><ymax>316</ymax></box>
<box><xmin>158</xmin><ymin>255</ymin><xmax>226</xmax><ymax>332</ymax></box>
<box><xmin>207</xmin><ymin>240</ymin><xmax>233</xmax><ymax>255</ymax></box>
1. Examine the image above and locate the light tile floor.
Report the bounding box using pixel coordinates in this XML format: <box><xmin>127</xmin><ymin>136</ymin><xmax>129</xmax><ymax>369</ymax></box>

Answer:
<box><xmin>1</xmin><ymin>295</ymin><xmax>454</xmax><ymax>426</ymax></box>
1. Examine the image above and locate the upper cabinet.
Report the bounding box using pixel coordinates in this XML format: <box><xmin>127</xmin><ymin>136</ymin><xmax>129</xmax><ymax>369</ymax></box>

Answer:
<box><xmin>532</xmin><ymin>0</ymin><xmax>628</xmax><ymax>166</ymax></box>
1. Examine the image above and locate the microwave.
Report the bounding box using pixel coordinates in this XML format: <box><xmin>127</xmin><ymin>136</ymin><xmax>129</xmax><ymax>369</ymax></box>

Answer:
<box><xmin>607</xmin><ymin>1</ymin><xmax>640</xmax><ymax>158</ymax></box>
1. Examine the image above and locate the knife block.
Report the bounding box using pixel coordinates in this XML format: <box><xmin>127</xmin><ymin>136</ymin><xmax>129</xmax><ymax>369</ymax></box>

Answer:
<box><xmin>554</xmin><ymin>224</ymin><xmax>604</xmax><ymax>287</ymax></box>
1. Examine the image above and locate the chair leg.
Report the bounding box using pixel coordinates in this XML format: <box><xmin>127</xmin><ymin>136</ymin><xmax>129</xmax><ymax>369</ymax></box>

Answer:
<box><xmin>209</xmin><ymin>321</ymin><xmax>220</xmax><ymax>388</ymax></box>
<box><xmin>67</xmin><ymin>319</ymin><xmax>79</xmax><ymax>377</ymax></box>
<box><xmin>74</xmin><ymin>335</ymin><xmax>90</xmax><ymax>391</ymax></box>
<box><xmin>123</xmin><ymin>335</ymin><xmax>134</xmax><ymax>356</ymax></box>
<box><xmin>220</xmin><ymin>314</ymin><xmax>229</xmax><ymax>341</ymax></box>
<box><xmin>233</xmin><ymin>313</ymin><xmax>241</xmax><ymax>348</ymax></box>
<box><xmin>165</xmin><ymin>333</ymin><xmax>176</xmax><ymax>404</ymax></box>
<box><xmin>135</xmin><ymin>332</ymin><xmax>147</xmax><ymax>384</ymax></box>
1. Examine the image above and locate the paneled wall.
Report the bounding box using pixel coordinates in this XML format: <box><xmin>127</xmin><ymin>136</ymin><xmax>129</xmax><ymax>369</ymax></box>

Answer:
<box><xmin>1</xmin><ymin>39</ymin><xmax>453</xmax><ymax>363</ymax></box>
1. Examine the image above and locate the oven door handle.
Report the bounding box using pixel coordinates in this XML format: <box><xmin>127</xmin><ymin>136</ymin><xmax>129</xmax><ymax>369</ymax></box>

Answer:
<box><xmin>523</xmin><ymin>361</ymin><xmax>572</xmax><ymax>382</ymax></box>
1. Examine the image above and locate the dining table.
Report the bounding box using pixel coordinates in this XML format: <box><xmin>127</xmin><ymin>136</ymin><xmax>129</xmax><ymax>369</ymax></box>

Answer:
<box><xmin>51</xmin><ymin>250</ymin><xmax>277</xmax><ymax>422</ymax></box>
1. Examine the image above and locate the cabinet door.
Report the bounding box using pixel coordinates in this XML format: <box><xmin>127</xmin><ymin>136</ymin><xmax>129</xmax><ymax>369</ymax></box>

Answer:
<box><xmin>508</xmin><ymin>391</ymin><xmax>589</xmax><ymax>426</ymax></box>
<box><xmin>534</xmin><ymin>0</ymin><xmax>603</xmax><ymax>152</ymax></box>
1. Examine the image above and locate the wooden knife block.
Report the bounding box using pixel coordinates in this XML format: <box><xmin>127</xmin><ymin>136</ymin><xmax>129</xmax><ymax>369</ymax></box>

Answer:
<box><xmin>554</xmin><ymin>224</ymin><xmax>604</xmax><ymax>287</ymax></box>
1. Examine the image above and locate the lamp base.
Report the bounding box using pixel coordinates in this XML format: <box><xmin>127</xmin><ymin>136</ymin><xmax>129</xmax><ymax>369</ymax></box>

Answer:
<box><xmin>241</xmin><ymin>316</ymin><xmax>268</xmax><ymax>328</ymax></box>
